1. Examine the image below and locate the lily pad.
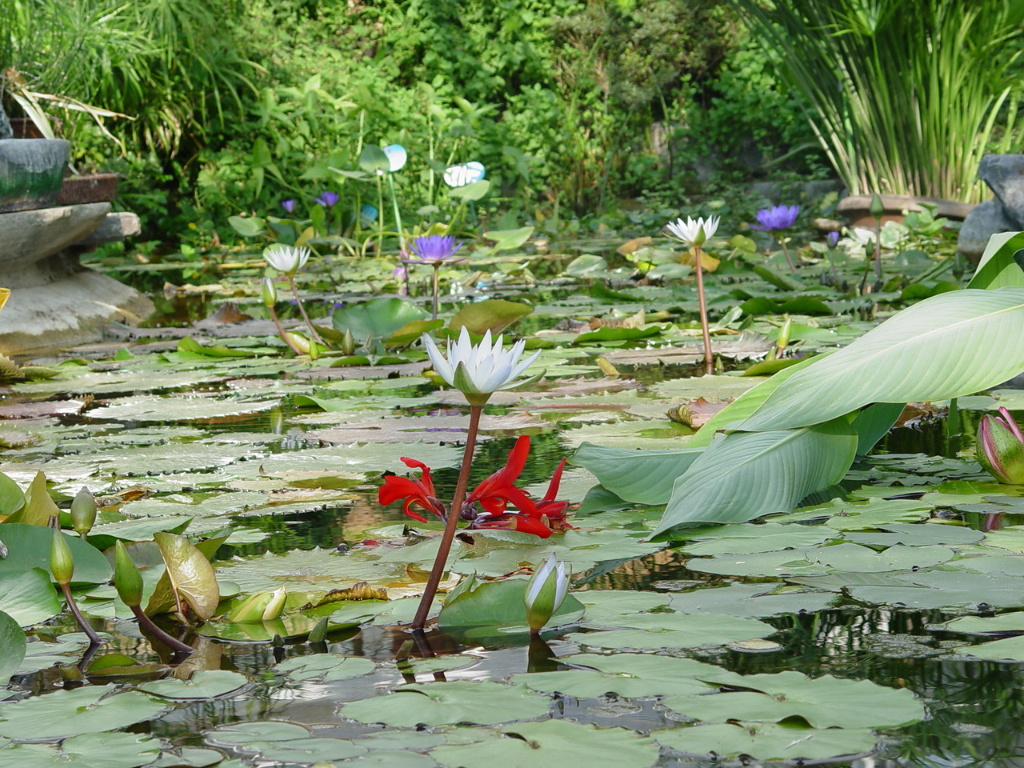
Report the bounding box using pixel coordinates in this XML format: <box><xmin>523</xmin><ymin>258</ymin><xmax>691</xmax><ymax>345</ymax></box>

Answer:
<box><xmin>0</xmin><ymin>610</ymin><xmax>25</xmax><ymax>686</ymax></box>
<box><xmin>274</xmin><ymin>654</ymin><xmax>376</xmax><ymax>683</ymax></box>
<box><xmin>669</xmin><ymin>583</ymin><xmax>838</xmax><ymax>618</ymax></box>
<box><xmin>653</xmin><ymin>722</ymin><xmax>876</xmax><ymax>761</ymax></box>
<box><xmin>137</xmin><ymin>670</ymin><xmax>249</xmax><ymax>700</ymax></box>
<box><xmin>429</xmin><ymin>720</ymin><xmax>659</xmax><ymax>768</ymax></box>
<box><xmin>0</xmin><ymin>569</ymin><xmax>62</xmax><ymax>626</ymax></box>
<box><xmin>340</xmin><ymin>681</ymin><xmax>550</xmax><ymax>727</ymax></box>
<box><xmin>0</xmin><ymin>732</ymin><xmax>162</xmax><ymax>768</ymax></box>
<box><xmin>661</xmin><ymin>670</ymin><xmax>924</xmax><ymax>729</ymax></box>
<box><xmin>567</xmin><ymin>613</ymin><xmax>775</xmax><ymax>650</ymax></box>
<box><xmin>0</xmin><ymin>685</ymin><xmax>168</xmax><ymax>740</ymax></box>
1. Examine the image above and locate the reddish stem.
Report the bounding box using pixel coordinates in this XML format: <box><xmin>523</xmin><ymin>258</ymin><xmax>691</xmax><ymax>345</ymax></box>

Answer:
<box><xmin>694</xmin><ymin>245</ymin><xmax>714</xmax><ymax>376</ymax></box>
<box><xmin>411</xmin><ymin>404</ymin><xmax>483</xmax><ymax>629</ymax></box>
<box><xmin>60</xmin><ymin>582</ymin><xmax>101</xmax><ymax>645</ymax></box>
<box><xmin>286</xmin><ymin>274</ymin><xmax>324</xmax><ymax>345</ymax></box>
<box><xmin>130</xmin><ymin>604</ymin><xmax>194</xmax><ymax>655</ymax></box>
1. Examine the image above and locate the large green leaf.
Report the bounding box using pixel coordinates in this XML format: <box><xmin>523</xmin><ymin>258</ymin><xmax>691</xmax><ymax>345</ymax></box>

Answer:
<box><xmin>967</xmin><ymin>230</ymin><xmax>1024</xmax><ymax>289</ymax></box>
<box><xmin>448</xmin><ymin>299</ymin><xmax>533</xmax><ymax>336</ymax></box>
<box><xmin>0</xmin><ymin>524</ymin><xmax>111</xmax><ymax>585</ymax></box>
<box><xmin>738</xmin><ymin>288</ymin><xmax>1024</xmax><ymax>431</ymax></box>
<box><xmin>571</xmin><ymin>443</ymin><xmax>703</xmax><ymax>505</ymax></box>
<box><xmin>655</xmin><ymin>418</ymin><xmax>859</xmax><ymax>533</ymax></box>
<box><xmin>153</xmin><ymin>533</ymin><xmax>220</xmax><ymax>620</ymax></box>
<box><xmin>0</xmin><ymin>610</ymin><xmax>25</xmax><ymax>686</ymax></box>
<box><xmin>332</xmin><ymin>298</ymin><xmax>429</xmax><ymax>343</ymax></box>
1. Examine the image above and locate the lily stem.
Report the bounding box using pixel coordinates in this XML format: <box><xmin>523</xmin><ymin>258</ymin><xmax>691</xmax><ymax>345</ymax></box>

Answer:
<box><xmin>286</xmin><ymin>274</ymin><xmax>324</xmax><ymax>345</ymax></box>
<box><xmin>60</xmin><ymin>582</ymin><xmax>101</xmax><ymax>645</ymax></box>
<box><xmin>268</xmin><ymin>304</ymin><xmax>306</xmax><ymax>356</ymax></box>
<box><xmin>431</xmin><ymin>265</ymin><xmax>441</xmax><ymax>320</ymax></box>
<box><xmin>694</xmin><ymin>245</ymin><xmax>714</xmax><ymax>376</ymax></box>
<box><xmin>411</xmin><ymin>404</ymin><xmax>483</xmax><ymax>629</ymax></box>
<box><xmin>130</xmin><ymin>604</ymin><xmax>194</xmax><ymax>655</ymax></box>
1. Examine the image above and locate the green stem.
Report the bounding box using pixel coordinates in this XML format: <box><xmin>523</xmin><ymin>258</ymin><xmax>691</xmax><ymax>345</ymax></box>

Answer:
<box><xmin>387</xmin><ymin>173</ymin><xmax>405</xmax><ymax>253</ymax></box>
<box><xmin>694</xmin><ymin>245</ymin><xmax>714</xmax><ymax>376</ymax></box>
<box><xmin>268</xmin><ymin>304</ymin><xmax>306</xmax><ymax>356</ymax></box>
<box><xmin>376</xmin><ymin>176</ymin><xmax>386</xmax><ymax>257</ymax></box>
<box><xmin>778</xmin><ymin>236</ymin><xmax>796</xmax><ymax>272</ymax></box>
<box><xmin>431</xmin><ymin>264</ymin><xmax>441</xmax><ymax>320</ymax></box>
<box><xmin>286</xmin><ymin>274</ymin><xmax>324</xmax><ymax>346</ymax></box>
<box><xmin>411</xmin><ymin>404</ymin><xmax>484</xmax><ymax>630</ymax></box>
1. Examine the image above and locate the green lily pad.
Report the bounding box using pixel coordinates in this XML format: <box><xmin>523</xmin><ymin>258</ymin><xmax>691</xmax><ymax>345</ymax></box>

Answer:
<box><xmin>568</xmin><ymin>613</ymin><xmax>774</xmax><ymax>650</ymax></box>
<box><xmin>653</xmin><ymin>722</ymin><xmax>876</xmax><ymax>761</ymax></box>
<box><xmin>207</xmin><ymin>721</ymin><xmax>310</xmax><ymax>746</ymax></box>
<box><xmin>438</xmin><ymin>576</ymin><xmax>585</xmax><ymax>638</ymax></box>
<box><xmin>0</xmin><ymin>524</ymin><xmax>111</xmax><ymax>585</ymax></box>
<box><xmin>669</xmin><ymin>583</ymin><xmax>838</xmax><ymax>618</ymax></box>
<box><xmin>662</xmin><ymin>670</ymin><xmax>924</xmax><ymax>728</ymax></box>
<box><xmin>513</xmin><ymin>652</ymin><xmax>724</xmax><ymax>699</ymax></box>
<box><xmin>955</xmin><ymin>635</ymin><xmax>1024</xmax><ymax>661</ymax></box>
<box><xmin>679</xmin><ymin>522</ymin><xmax>836</xmax><ymax>556</ymax></box>
<box><xmin>137</xmin><ymin>670</ymin><xmax>249</xmax><ymax>700</ymax></box>
<box><xmin>429</xmin><ymin>720</ymin><xmax>658</xmax><ymax>768</ymax></box>
<box><xmin>242</xmin><ymin>737</ymin><xmax>367</xmax><ymax>763</ymax></box>
<box><xmin>340</xmin><ymin>681</ymin><xmax>550</xmax><ymax>727</ymax></box>
<box><xmin>0</xmin><ymin>732</ymin><xmax>162</xmax><ymax>768</ymax></box>
<box><xmin>0</xmin><ymin>569</ymin><xmax>62</xmax><ymax>626</ymax></box>
<box><xmin>936</xmin><ymin>612</ymin><xmax>1024</xmax><ymax>636</ymax></box>
<box><xmin>0</xmin><ymin>685</ymin><xmax>168</xmax><ymax>740</ymax></box>
<box><xmin>0</xmin><ymin>610</ymin><xmax>25</xmax><ymax>686</ymax></box>
<box><xmin>274</xmin><ymin>654</ymin><xmax>376</xmax><ymax>682</ymax></box>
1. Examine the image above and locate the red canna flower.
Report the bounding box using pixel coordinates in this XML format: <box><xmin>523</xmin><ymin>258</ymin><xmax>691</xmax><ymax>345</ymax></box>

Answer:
<box><xmin>378</xmin><ymin>457</ymin><xmax>448</xmax><ymax>523</ymax></box>
<box><xmin>379</xmin><ymin>437</ymin><xmax>572</xmax><ymax>538</ymax></box>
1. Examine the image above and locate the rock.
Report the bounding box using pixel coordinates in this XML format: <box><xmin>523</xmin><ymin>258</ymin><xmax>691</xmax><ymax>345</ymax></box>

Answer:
<box><xmin>978</xmin><ymin>154</ymin><xmax>1024</xmax><ymax>228</ymax></box>
<box><xmin>957</xmin><ymin>200</ymin><xmax>1020</xmax><ymax>261</ymax></box>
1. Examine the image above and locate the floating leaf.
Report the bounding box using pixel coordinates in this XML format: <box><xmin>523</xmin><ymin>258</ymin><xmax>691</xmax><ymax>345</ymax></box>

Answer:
<box><xmin>0</xmin><ymin>610</ymin><xmax>25</xmax><ymax>686</ymax></box>
<box><xmin>0</xmin><ymin>524</ymin><xmax>111</xmax><ymax>585</ymax></box>
<box><xmin>513</xmin><ymin>653</ymin><xmax>723</xmax><ymax>699</ymax></box>
<box><xmin>274</xmin><ymin>654</ymin><xmax>375</xmax><ymax>683</ymax></box>
<box><xmin>137</xmin><ymin>670</ymin><xmax>249</xmax><ymax>700</ymax></box>
<box><xmin>662</xmin><ymin>670</ymin><xmax>924</xmax><ymax>728</ymax></box>
<box><xmin>0</xmin><ymin>685</ymin><xmax>167</xmax><ymax>739</ymax></box>
<box><xmin>0</xmin><ymin>733</ymin><xmax>163</xmax><ymax>768</ymax></box>
<box><xmin>653</xmin><ymin>722</ymin><xmax>876</xmax><ymax>762</ymax></box>
<box><xmin>430</xmin><ymin>720</ymin><xmax>659</xmax><ymax>768</ymax></box>
<box><xmin>438</xmin><ymin>576</ymin><xmax>585</xmax><ymax>638</ymax></box>
<box><xmin>332</xmin><ymin>299</ymin><xmax>429</xmax><ymax>344</ymax></box>
<box><xmin>449</xmin><ymin>300</ymin><xmax>534</xmax><ymax>336</ymax></box>
<box><xmin>341</xmin><ymin>681</ymin><xmax>549</xmax><ymax>727</ymax></box>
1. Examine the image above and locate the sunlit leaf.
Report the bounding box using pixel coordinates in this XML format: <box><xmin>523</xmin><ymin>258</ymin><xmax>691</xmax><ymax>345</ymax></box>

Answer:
<box><xmin>653</xmin><ymin>722</ymin><xmax>876</xmax><ymax>761</ymax></box>
<box><xmin>0</xmin><ymin>685</ymin><xmax>167</xmax><ymax>739</ymax></box>
<box><xmin>341</xmin><ymin>681</ymin><xmax>550</xmax><ymax>727</ymax></box>
<box><xmin>153</xmin><ymin>533</ymin><xmax>220</xmax><ymax>620</ymax></box>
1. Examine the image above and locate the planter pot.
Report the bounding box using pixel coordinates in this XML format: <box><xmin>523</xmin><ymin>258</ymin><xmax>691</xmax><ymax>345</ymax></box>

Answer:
<box><xmin>0</xmin><ymin>138</ymin><xmax>70</xmax><ymax>213</ymax></box>
<box><xmin>838</xmin><ymin>194</ymin><xmax>975</xmax><ymax>228</ymax></box>
<box><xmin>58</xmin><ymin>173</ymin><xmax>119</xmax><ymax>205</ymax></box>
<box><xmin>9</xmin><ymin>118</ymin><xmax>46</xmax><ymax>139</ymax></box>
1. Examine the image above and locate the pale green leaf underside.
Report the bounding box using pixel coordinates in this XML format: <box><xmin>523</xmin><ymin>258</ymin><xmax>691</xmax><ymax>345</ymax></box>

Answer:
<box><xmin>739</xmin><ymin>287</ymin><xmax>1024</xmax><ymax>431</ymax></box>
<box><xmin>655</xmin><ymin>418</ymin><xmax>858</xmax><ymax>532</ymax></box>
<box><xmin>571</xmin><ymin>442</ymin><xmax>702</xmax><ymax>505</ymax></box>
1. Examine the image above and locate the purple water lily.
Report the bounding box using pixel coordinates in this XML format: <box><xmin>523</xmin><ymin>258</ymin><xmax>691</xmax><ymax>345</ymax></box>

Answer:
<box><xmin>406</xmin><ymin>234</ymin><xmax>464</xmax><ymax>264</ymax></box>
<box><xmin>752</xmin><ymin>204</ymin><xmax>800</xmax><ymax>232</ymax></box>
<box><xmin>315</xmin><ymin>191</ymin><xmax>340</xmax><ymax>208</ymax></box>
<box><xmin>281</xmin><ymin>199</ymin><xmax>297</xmax><ymax>214</ymax></box>
<box><xmin>827</xmin><ymin>230</ymin><xmax>840</xmax><ymax>248</ymax></box>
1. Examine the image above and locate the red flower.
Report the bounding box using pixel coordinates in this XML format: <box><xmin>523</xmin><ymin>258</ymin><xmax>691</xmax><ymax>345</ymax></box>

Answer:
<box><xmin>379</xmin><ymin>437</ymin><xmax>572</xmax><ymax>538</ymax></box>
<box><xmin>378</xmin><ymin>457</ymin><xmax>447</xmax><ymax>523</ymax></box>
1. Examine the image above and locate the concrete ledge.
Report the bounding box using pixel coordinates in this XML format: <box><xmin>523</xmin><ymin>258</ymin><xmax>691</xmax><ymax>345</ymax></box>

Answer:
<box><xmin>0</xmin><ymin>203</ymin><xmax>110</xmax><ymax>270</ymax></box>
<box><xmin>78</xmin><ymin>211</ymin><xmax>141</xmax><ymax>246</ymax></box>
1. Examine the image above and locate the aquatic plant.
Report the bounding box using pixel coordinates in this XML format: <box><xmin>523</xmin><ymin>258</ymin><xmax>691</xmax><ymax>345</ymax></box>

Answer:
<box><xmin>977</xmin><ymin>407</ymin><xmax>1024</xmax><ymax>484</ymax></box>
<box><xmin>405</xmin><ymin>234</ymin><xmax>465</xmax><ymax>319</ymax></box>
<box><xmin>665</xmin><ymin>215</ymin><xmax>720</xmax><ymax>375</ymax></box>
<box><xmin>524</xmin><ymin>554</ymin><xmax>569</xmax><ymax>635</ymax></box>
<box><xmin>752</xmin><ymin>204</ymin><xmax>800</xmax><ymax>272</ymax></box>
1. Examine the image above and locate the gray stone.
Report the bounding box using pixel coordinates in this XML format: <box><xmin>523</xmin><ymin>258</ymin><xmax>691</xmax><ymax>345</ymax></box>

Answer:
<box><xmin>0</xmin><ymin>202</ymin><xmax>153</xmax><ymax>354</ymax></box>
<box><xmin>978</xmin><ymin>154</ymin><xmax>1024</xmax><ymax>228</ymax></box>
<box><xmin>957</xmin><ymin>200</ymin><xmax>1019</xmax><ymax>261</ymax></box>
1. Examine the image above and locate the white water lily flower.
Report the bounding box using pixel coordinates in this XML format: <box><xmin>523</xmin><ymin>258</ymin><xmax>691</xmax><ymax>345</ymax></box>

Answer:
<box><xmin>422</xmin><ymin>327</ymin><xmax>542</xmax><ymax>406</ymax></box>
<box><xmin>524</xmin><ymin>553</ymin><xmax>569</xmax><ymax>634</ymax></box>
<box><xmin>263</xmin><ymin>245</ymin><xmax>310</xmax><ymax>275</ymax></box>
<box><xmin>665</xmin><ymin>215</ymin><xmax>720</xmax><ymax>247</ymax></box>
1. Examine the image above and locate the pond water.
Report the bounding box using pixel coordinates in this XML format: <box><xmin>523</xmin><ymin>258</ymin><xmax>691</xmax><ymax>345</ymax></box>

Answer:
<box><xmin>3</xmin><ymin>246</ymin><xmax>1024</xmax><ymax>768</ymax></box>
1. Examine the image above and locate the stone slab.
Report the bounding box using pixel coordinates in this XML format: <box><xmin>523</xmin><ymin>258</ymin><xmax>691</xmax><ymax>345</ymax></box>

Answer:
<box><xmin>78</xmin><ymin>211</ymin><xmax>141</xmax><ymax>245</ymax></box>
<box><xmin>0</xmin><ymin>202</ymin><xmax>110</xmax><ymax>269</ymax></box>
<box><xmin>0</xmin><ymin>269</ymin><xmax>154</xmax><ymax>355</ymax></box>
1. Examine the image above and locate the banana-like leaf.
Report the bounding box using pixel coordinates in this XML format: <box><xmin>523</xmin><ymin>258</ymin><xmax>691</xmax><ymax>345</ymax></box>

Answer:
<box><xmin>654</xmin><ymin>418</ymin><xmax>858</xmax><ymax>534</ymax></box>
<box><xmin>967</xmin><ymin>231</ymin><xmax>1024</xmax><ymax>289</ymax></box>
<box><xmin>852</xmin><ymin>402</ymin><xmax>905</xmax><ymax>455</ymax></box>
<box><xmin>690</xmin><ymin>354</ymin><xmax>828</xmax><ymax>446</ymax></box>
<box><xmin>572</xmin><ymin>443</ymin><xmax>703</xmax><ymax>505</ymax></box>
<box><xmin>738</xmin><ymin>287</ymin><xmax>1024</xmax><ymax>432</ymax></box>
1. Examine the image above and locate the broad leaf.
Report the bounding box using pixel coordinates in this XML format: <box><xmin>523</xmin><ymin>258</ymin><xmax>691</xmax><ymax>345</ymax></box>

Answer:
<box><xmin>482</xmin><ymin>226</ymin><xmax>532</xmax><ymax>250</ymax></box>
<box><xmin>967</xmin><ymin>230</ymin><xmax>1024</xmax><ymax>289</ymax></box>
<box><xmin>0</xmin><ymin>610</ymin><xmax>25</xmax><ymax>686</ymax></box>
<box><xmin>153</xmin><ymin>533</ymin><xmax>220</xmax><ymax>620</ymax></box>
<box><xmin>0</xmin><ymin>524</ymin><xmax>111</xmax><ymax>585</ymax></box>
<box><xmin>655</xmin><ymin>418</ymin><xmax>858</xmax><ymax>532</ymax></box>
<box><xmin>448</xmin><ymin>299</ymin><xmax>533</xmax><ymax>336</ymax></box>
<box><xmin>739</xmin><ymin>288</ymin><xmax>1024</xmax><ymax>431</ymax></box>
<box><xmin>572</xmin><ymin>443</ymin><xmax>703</xmax><ymax>505</ymax></box>
<box><xmin>332</xmin><ymin>298</ymin><xmax>429</xmax><ymax>343</ymax></box>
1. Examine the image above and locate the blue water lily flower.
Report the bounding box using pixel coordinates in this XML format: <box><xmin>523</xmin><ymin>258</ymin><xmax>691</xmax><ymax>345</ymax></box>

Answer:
<box><xmin>281</xmin><ymin>199</ymin><xmax>297</xmax><ymax>214</ymax></box>
<box><xmin>407</xmin><ymin>234</ymin><xmax>464</xmax><ymax>264</ymax></box>
<box><xmin>315</xmin><ymin>191</ymin><xmax>339</xmax><ymax>208</ymax></box>
<box><xmin>752</xmin><ymin>204</ymin><xmax>800</xmax><ymax>231</ymax></box>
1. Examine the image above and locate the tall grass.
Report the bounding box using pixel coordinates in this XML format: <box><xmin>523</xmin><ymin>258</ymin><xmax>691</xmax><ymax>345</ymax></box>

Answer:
<box><xmin>731</xmin><ymin>0</ymin><xmax>1024</xmax><ymax>202</ymax></box>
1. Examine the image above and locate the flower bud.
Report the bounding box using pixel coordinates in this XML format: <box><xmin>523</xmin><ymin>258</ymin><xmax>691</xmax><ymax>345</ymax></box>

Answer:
<box><xmin>284</xmin><ymin>332</ymin><xmax>311</xmax><ymax>354</ymax></box>
<box><xmin>776</xmin><ymin>316</ymin><xmax>792</xmax><ymax>356</ymax></box>
<box><xmin>261</xmin><ymin>277</ymin><xmax>278</xmax><ymax>308</ymax></box>
<box><xmin>50</xmin><ymin>529</ymin><xmax>75</xmax><ymax>586</ymax></box>
<box><xmin>524</xmin><ymin>554</ymin><xmax>569</xmax><ymax>635</ymax></box>
<box><xmin>869</xmin><ymin>192</ymin><xmax>885</xmax><ymax>219</ymax></box>
<box><xmin>228</xmin><ymin>587</ymin><xmax>287</xmax><ymax>623</ymax></box>
<box><xmin>341</xmin><ymin>328</ymin><xmax>356</xmax><ymax>356</ymax></box>
<box><xmin>114</xmin><ymin>541</ymin><xmax>144</xmax><ymax>607</ymax></box>
<box><xmin>70</xmin><ymin>487</ymin><xmax>96</xmax><ymax>538</ymax></box>
<box><xmin>978</xmin><ymin>407</ymin><xmax>1024</xmax><ymax>484</ymax></box>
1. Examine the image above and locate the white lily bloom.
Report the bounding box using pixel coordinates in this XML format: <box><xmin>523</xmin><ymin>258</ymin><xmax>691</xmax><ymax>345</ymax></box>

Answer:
<box><xmin>263</xmin><ymin>245</ymin><xmax>311</xmax><ymax>275</ymax></box>
<box><xmin>665</xmin><ymin>215</ymin><xmax>720</xmax><ymax>247</ymax></box>
<box><xmin>422</xmin><ymin>327</ymin><xmax>542</xmax><ymax>406</ymax></box>
<box><xmin>524</xmin><ymin>553</ymin><xmax>570</xmax><ymax>634</ymax></box>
